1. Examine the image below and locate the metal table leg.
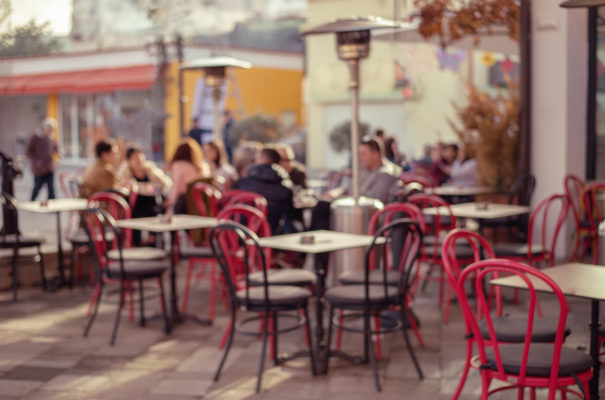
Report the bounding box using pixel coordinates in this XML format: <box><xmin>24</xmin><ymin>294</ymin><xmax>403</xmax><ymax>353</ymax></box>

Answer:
<box><xmin>589</xmin><ymin>299</ymin><xmax>600</xmax><ymax>400</ymax></box>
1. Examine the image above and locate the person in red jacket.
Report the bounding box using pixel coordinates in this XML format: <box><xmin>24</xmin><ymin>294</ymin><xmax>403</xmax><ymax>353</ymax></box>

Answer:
<box><xmin>26</xmin><ymin>118</ymin><xmax>59</xmax><ymax>201</ymax></box>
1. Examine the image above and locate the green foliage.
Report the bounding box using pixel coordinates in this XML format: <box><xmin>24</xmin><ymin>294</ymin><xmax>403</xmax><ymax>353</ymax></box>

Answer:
<box><xmin>329</xmin><ymin>120</ymin><xmax>371</xmax><ymax>154</ymax></box>
<box><xmin>228</xmin><ymin>114</ymin><xmax>283</xmax><ymax>145</ymax></box>
<box><xmin>0</xmin><ymin>19</ymin><xmax>62</xmax><ymax>58</ymax></box>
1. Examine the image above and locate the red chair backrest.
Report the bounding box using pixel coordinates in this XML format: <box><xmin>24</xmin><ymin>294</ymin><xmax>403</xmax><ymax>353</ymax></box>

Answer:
<box><xmin>225</xmin><ymin>191</ymin><xmax>268</xmax><ymax>216</ymax></box>
<box><xmin>191</xmin><ymin>182</ymin><xmax>222</xmax><ymax>217</ymax></box>
<box><xmin>88</xmin><ymin>191</ymin><xmax>132</xmax><ymax>248</ymax></box>
<box><xmin>216</xmin><ymin>204</ymin><xmax>272</xmax><ymax>277</ymax></box>
<box><xmin>400</xmin><ymin>172</ymin><xmax>437</xmax><ymax>189</ymax></box>
<box><xmin>527</xmin><ymin>193</ymin><xmax>569</xmax><ymax>266</ymax></box>
<box><xmin>441</xmin><ymin>229</ymin><xmax>499</xmax><ymax>316</ymax></box>
<box><xmin>564</xmin><ymin>174</ymin><xmax>585</xmax><ymax>225</ymax></box>
<box><xmin>80</xmin><ymin>208</ymin><xmax>113</xmax><ymax>280</ymax></box>
<box><xmin>458</xmin><ymin>259</ymin><xmax>569</xmax><ymax>393</ymax></box>
<box><xmin>218</xmin><ymin>189</ymin><xmax>251</xmax><ymax>210</ymax></box>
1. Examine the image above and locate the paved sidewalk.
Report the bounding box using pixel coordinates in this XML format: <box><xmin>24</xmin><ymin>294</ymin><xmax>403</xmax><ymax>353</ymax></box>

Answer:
<box><xmin>0</xmin><ymin>259</ymin><xmax>603</xmax><ymax>400</ymax></box>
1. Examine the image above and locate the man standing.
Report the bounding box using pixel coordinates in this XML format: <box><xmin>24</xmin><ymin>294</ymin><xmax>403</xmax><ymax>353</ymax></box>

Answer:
<box><xmin>27</xmin><ymin>118</ymin><xmax>59</xmax><ymax>201</ymax></box>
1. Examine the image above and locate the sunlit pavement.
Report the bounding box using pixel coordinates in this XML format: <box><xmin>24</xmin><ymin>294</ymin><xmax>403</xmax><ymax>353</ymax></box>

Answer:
<box><xmin>1</xmin><ymin>253</ymin><xmax>605</xmax><ymax>400</ymax></box>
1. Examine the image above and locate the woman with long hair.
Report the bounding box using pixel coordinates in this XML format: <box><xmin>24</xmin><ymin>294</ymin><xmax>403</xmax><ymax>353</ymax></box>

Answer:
<box><xmin>204</xmin><ymin>140</ymin><xmax>237</xmax><ymax>191</ymax></box>
<box><xmin>166</xmin><ymin>138</ymin><xmax>210</xmax><ymax>213</ymax></box>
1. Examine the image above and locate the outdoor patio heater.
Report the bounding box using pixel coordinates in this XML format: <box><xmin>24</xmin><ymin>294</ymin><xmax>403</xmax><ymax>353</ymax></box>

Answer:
<box><xmin>301</xmin><ymin>17</ymin><xmax>399</xmax><ymax>284</ymax></box>
<box><xmin>301</xmin><ymin>17</ymin><xmax>399</xmax><ymax>204</ymax></box>
<box><xmin>180</xmin><ymin>57</ymin><xmax>252</xmax><ymax>142</ymax></box>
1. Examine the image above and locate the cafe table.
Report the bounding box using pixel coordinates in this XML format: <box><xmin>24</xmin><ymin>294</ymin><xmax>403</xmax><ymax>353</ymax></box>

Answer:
<box><xmin>491</xmin><ymin>262</ymin><xmax>605</xmax><ymax>400</ymax></box>
<box><xmin>426</xmin><ymin>185</ymin><xmax>493</xmax><ymax>197</ymax></box>
<box><xmin>422</xmin><ymin>202</ymin><xmax>531</xmax><ymax>220</ymax></box>
<box><xmin>258</xmin><ymin>229</ymin><xmax>378</xmax><ymax>374</ymax></box>
<box><xmin>115</xmin><ymin>214</ymin><xmax>218</xmax><ymax>324</ymax></box>
<box><xmin>17</xmin><ymin>198</ymin><xmax>89</xmax><ymax>288</ymax></box>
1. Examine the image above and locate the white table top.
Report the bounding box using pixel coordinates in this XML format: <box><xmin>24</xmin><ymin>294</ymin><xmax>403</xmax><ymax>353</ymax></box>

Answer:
<box><xmin>115</xmin><ymin>215</ymin><xmax>218</xmax><ymax>232</ymax></box>
<box><xmin>490</xmin><ymin>263</ymin><xmax>605</xmax><ymax>301</ymax></box>
<box><xmin>422</xmin><ymin>202</ymin><xmax>531</xmax><ymax>220</ymax></box>
<box><xmin>258</xmin><ymin>230</ymin><xmax>376</xmax><ymax>254</ymax></box>
<box><xmin>17</xmin><ymin>198</ymin><xmax>89</xmax><ymax>213</ymax></box>
<box><xmin>426</xmin><ymin>185</ymin><xmax>494</xmax><ymax>197</ymax></box>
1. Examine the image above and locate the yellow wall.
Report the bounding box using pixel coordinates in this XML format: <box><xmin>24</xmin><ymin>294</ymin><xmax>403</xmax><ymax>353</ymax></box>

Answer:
<box><xmin>164</xmin><ymin>61</ymin><xmax>303</xmax><ymax>161</ymax></box>
<box><xmin>46</xmin><ymin>93</ymin><xmax>59</xmax><ymax>141</ymax></box>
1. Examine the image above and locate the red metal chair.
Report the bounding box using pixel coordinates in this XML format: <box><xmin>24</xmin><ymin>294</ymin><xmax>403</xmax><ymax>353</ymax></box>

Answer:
<box><xmin>81</xmin><ymin>208</ymin><xmax>170</xmax><ymax>345</ymax></box>
<box><xmin>492</xmin><ymin>193</ymin><xmax>570</xmax><ymax>267</ymax></box>
<box><xmin>457</xmin><ymin>259</ymin><xmax>592</xmax><ymax>400</ymax></box>
<box><xmin>179</xmin><ymin>182</ymin><xmax>223</xmax><ymax>318</ymax></box>
<box><xmin>564</xmin><ymin>174</ymin><xmax>592</xmax><ymax>261</ymax></box>
<box><xmin>224</xmin><ymin>191</ymin><xmax>268</xmax><ymax>216</ymax></box>
<box><xmin>336</xmin><ymin>202</ymin><xmax>427</xmax><ymax>357</ymax></box>
<box><xmin>217</xmin><ymin>189</ymin><xmax>253</xmax><ymax>210</ymax></box>
<box><xmin>408</xmin><ymin>193</ymin><xmax>461</xmax><ymax>307</ymax></box>
<box><xmin>582</xmin><ymin>182</ymin><xmax>605</xmax><ymax>264</ymax></box>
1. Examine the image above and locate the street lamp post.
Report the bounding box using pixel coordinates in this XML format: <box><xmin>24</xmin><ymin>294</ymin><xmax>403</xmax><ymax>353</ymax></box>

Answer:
<box><xmin>180</xmin><ymin>57</ymin><xmax>252</xmax><ymax>143</ymax></box>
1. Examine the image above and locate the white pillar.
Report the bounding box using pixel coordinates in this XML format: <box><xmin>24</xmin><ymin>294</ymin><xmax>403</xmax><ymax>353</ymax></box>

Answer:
<box><xmin>531</xmin><ymin>0</ymin><xmax>587</xmax><ymax>258</ymax></box>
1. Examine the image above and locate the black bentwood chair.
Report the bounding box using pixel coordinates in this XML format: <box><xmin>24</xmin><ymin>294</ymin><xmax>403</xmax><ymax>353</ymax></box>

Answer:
<box><xmin>81</xmin><ymin>208</ymin><xmax>170</xmax><ymax>345</ymax></box>
<box><xmin>0</xmin><ymin>192</ymin><xmax>47</xmax><ymax>300</ymax></box>
<box><xmin>324</xmin><ymin>218</ymin><xmax>424</xmax><ymax>392</ymax></box>
<box><xmin>209</xmin><ymin>221</ymin><xmax>315</xmax><ymax>393</ymax></box>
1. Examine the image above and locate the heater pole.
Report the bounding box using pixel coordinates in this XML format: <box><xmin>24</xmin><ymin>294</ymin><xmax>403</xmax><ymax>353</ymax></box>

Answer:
<box><xmin>349</xmin><ymin>59</ymin><xmax>361</xmax><ymax>204</ymax></box>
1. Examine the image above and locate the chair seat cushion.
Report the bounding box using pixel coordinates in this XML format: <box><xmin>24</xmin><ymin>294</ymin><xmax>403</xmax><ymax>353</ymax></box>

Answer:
<box><xmin>180</xmin><ymin>246</ymin><xmax>214</xmax><ymax>258</ymax></box>
<box><xmin>0</xmin><ymin>234</ymin><xmax>45</xmax><ymax>248</ymax></box>
<box><xmin>479</xmin><ymin>316</ymin><xmax>570</xmax><ymax>343</ymax></box>
<box><xmin>338</xmin><ymin>269</ymin><xmax>402</xmax><ymax>286</ymax></box>
<box><xmin>236</xmin><ymin>285</ymin><xmax>312</xmax><ymax>306</ymax></box>
<box><xmin>248</xmin><ymin>269</ymin><xmax>317</xmax><ymax>286</ymax></box>
<box><xmin>485</xmin><ymin>342</ymin><xmax>593</xmax><ymax>377</ymax></box>
<box><xmin>492</xmin><ymin>243</ymin><xmax>544</xmax><ymax>257</ymax></box>
<box><xmin>107</xmin><ymin>247</ymin><xmax>167</xmax><ymax>261</ymax></box>
<box><xmin>106</xmin><ymin>260</ymin><xmax>168</xmax><ymax>279</ymax></box>
<box><xmin>325</xmin><ymin>284</ymin><xmax>400</xmax><ymax>306</ymax></box>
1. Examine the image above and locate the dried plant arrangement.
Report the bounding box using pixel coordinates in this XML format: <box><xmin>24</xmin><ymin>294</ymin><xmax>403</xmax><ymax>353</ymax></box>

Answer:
<box><xmin>448</xmin><ymin>80</ymin><xmax>519</xmax><ymax>189</ymax></box>
<box><xmin>413</xmin><ymin>0</ymin><xmax>520</xmax><ymax>49</ymax></box>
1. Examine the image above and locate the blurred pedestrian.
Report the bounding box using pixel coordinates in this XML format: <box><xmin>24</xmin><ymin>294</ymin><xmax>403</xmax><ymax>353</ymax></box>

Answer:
<box><xmin>223</xmin><ymin>110</ymin><xmax>236</xmax><ymax>163</ymax></box>
<box><xmin>27</xmin><ymin>117</ymin><xmax>59</xmax><ymax>201</ymax></box>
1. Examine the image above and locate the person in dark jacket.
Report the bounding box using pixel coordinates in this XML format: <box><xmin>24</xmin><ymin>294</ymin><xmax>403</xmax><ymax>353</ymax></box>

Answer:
<box><xmin>233</xmin><ymin>146</ymin><xmax>293</xmax><ymax>234</ymax></box>
<box><xmin>27</xmin><ymin>118</ymin><xmax>59</xmax><ymax>201</ymax></box>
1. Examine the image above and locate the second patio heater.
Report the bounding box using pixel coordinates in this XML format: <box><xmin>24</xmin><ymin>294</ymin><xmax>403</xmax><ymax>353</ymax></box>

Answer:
<box><xmin>181</xmin><ymin>56</ymin><xmax>252</xmax><ymax>142</ymax></box>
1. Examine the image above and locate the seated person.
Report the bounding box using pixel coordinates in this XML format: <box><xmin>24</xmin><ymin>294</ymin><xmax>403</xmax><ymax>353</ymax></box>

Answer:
<box><xmin>428</xmin><ymin>143</ymin><xmax>455</xmax><ymax>186</ymax></box>
<box><xmin>358</xmin><ymin>136</ymin><xmax>402</xmax><ymax>205</ymax></box>
<box><xmin>117</xmin><ymin>145</ymin><xmax>172</xmax><ymax>245</ymax></box>
<box><xmin>166</xmin><ymin>138</ymin><xmax>210</xmax><ymax>214</ymax></box>
<box><xmin>203</xmin><ymin>140</ymin><xmax>237</xmax><ymax>191</ymax></box>
<box><xmin>233</xmin><ymin>146</ymin><xmax>293</xmax><ymax>234</ymax></box>
<box><xmin>448</xmin><ymin>146</ymin><xmax>478</xmax><ymax>187</ymax></box>
<box><xmin>275</xmin><ymin>142</ymin><xmax>308</xmax><ymax>189</ymax></box>
<box><xmin>80</xmin><ymin>139</ymin><xmax>119</xmax><ymax>198</ymax></box>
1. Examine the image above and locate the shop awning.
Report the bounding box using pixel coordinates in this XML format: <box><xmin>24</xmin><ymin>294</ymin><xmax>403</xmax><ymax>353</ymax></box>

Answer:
<box><xmin>0</xmin><ymin>64</ymin><xmax>156</xmax><ymax>95</ymax></box>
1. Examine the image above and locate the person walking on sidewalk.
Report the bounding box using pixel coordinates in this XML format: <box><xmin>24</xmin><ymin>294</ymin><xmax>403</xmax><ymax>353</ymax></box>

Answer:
<box><xmin>27</xmin><ymin>117</ymin><xmax>59</xmax><ymax>201</ymax></box>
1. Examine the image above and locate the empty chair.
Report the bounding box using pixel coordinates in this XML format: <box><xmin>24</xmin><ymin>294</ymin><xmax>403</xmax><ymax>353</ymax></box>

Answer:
<box><xmin>324</xmin><ymin>219</ymin><xmax>424</xmax><ymax>391</ymax></box>
<box><xmin>209</xmin><ymin>221</ymin><xmax>315</xmax><ymax>393</ymax></box>
<box><xmin>81</xmin><ymin>208</ymin><xmax>170</xmax><ymax>344</ymax></box>
<box><xmin>442</xmin><ymin>229</ymin><xmax>571</xmax><ymax>399</ymax></box>
<box><xmin>492</xmin><ymin>193</ymin><xmax>569</xmax><ymax>266</ymax></box>
<box><xmin>336</xmin><ymin>202</ymin><xmax>427</xmax><ymax>356</ymax></box>
<box><xmin>0</xmin><ymin>192</ymin><xmax>47</xmax><ymax>300</ymax></box>
<box><xmin>457</xmin><ymin>259</ymin><xmax>592</xmax><ymax>399</ymax></box>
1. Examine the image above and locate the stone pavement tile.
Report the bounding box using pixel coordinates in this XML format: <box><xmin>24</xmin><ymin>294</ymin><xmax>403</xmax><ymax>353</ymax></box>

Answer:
<box><xmin>176</xmin><ymin>346</ymin><xmax>243</xmax><ymax>374</ymax></box>
<box><xmin>2</xmin><ymin>366</ymin><xmax>65</xmax><ymax>382</ymax></box>
<box><xmin>149</xmin><ymin>377</ymin><xmax>213</xmax><ymax>397</ymax></box>
<box><xmin>0</xmin><ymin>379</ymin><xmax>43</xmax><ymax>397</ymax></box>
<box><xmin>74</xmin><ymin>355</ymin><xmax>130</xmax><ymax>371</ymax></box>
<box><xmin>38</xmin><ymin>374</ymin><xmax>109</xmax><ymax>394</ymax></box>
